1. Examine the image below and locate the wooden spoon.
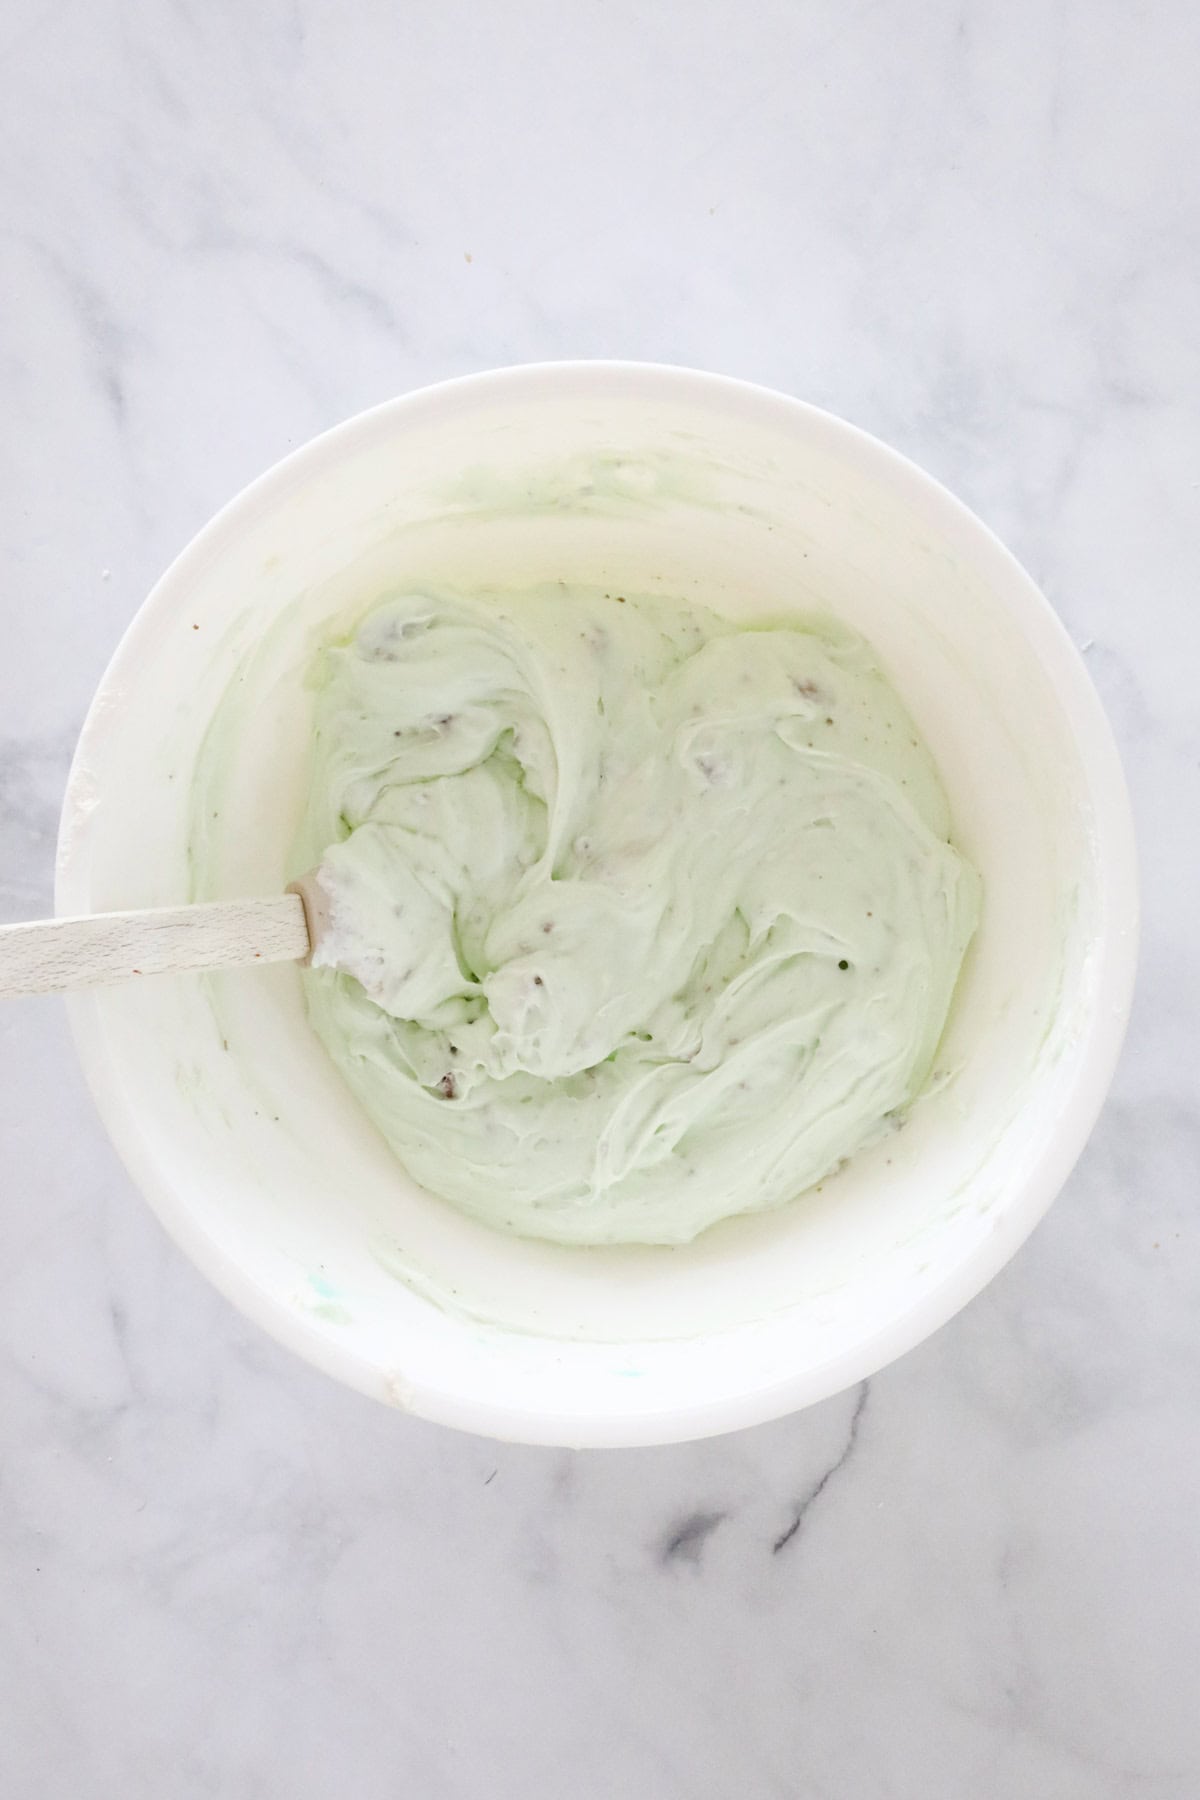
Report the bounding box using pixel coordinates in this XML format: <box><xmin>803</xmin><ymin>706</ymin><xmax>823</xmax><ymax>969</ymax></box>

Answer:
<box><xmin>0</xmin><ymin>874</ymin><xmax>331</xmax><ymax>999</ymax></box>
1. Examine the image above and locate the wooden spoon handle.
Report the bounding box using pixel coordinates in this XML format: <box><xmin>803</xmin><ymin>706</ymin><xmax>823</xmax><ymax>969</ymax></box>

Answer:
<box><xmin>0</xmin><ymin>894</ymin><xmax>310</xmax><ymax>998</ymax></box>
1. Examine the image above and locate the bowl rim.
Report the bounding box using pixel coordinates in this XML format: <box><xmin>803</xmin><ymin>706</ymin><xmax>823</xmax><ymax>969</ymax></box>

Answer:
<box><xmin>56</xmin><ymin>359</ymin><xmax>1140</xmax><ymax>1446</ymax></box>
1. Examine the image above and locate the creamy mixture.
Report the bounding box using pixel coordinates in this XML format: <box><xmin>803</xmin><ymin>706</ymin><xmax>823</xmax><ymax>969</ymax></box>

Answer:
<box><xmin>293</xmin><ymin>584</ymin><xmax>980</xmax><ymax>1246</ymax></box>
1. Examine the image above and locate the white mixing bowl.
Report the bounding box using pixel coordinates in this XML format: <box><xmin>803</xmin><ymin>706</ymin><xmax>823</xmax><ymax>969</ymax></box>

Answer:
<box><xmin>56</xmin><ymin>363</ymin><xmax>1138</xmax><ymax>1447</ymax></box>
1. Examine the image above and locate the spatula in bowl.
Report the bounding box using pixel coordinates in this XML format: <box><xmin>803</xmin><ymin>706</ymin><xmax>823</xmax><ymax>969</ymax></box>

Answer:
<box><xmin>0</xmin><ymin>875</ymin><xmax>332</xmax><ymax>999</ymax></box>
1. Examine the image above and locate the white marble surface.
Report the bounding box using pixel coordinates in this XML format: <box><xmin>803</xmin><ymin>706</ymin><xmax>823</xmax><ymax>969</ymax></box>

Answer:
<box><xmin>1</xmin><ymin>2</ymin><xmax>1197</xmax><ymax>1794</ymax></box>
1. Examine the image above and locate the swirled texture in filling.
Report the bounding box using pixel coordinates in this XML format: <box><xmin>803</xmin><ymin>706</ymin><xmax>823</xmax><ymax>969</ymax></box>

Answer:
<box><xmin>294</xmin><ymin>585</ymin><xmax>979</xmax><ymax>1246</ymax></box>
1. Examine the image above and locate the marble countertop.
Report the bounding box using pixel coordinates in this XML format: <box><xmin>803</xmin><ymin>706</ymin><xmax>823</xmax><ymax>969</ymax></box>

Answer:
<box><xmin>2</xmin><ymin>3</ymin><xmax>1197</xmax><ymax>1795</ymax></box>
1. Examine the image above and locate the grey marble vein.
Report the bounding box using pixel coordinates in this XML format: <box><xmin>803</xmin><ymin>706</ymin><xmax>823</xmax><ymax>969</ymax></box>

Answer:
<box><xmin>659</xmin><ymin>1508</ymin><xmax>728</xmax><ymax>1567</ymax></box>
<box><xmin>772</xmin><ymin>1382</ymin><xmax>869</xmax><ymax>1554</ymax></box>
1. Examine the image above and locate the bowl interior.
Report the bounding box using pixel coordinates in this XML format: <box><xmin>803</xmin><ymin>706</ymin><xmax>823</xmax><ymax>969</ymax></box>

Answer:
<box><xmin>57</xmin><ymin>365</ymin><xmax>1135</xmax><ymax>1445</ymax></box>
